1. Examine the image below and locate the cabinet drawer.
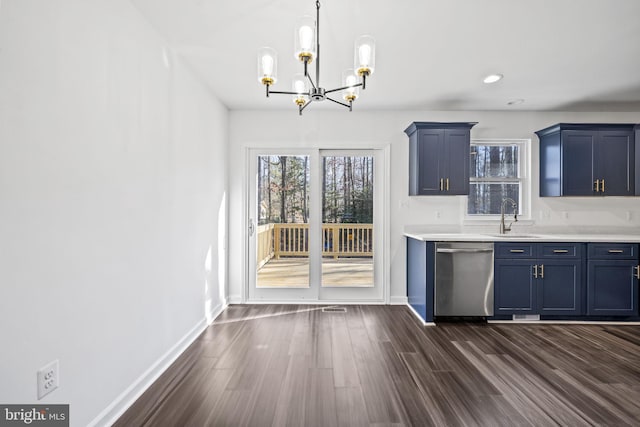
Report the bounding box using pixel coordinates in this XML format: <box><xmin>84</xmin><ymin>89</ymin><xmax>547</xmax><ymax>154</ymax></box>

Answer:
<box><xmin>588</xmin><ymin>243</ymin><xmax>639</xmax><ymax>260</ymax></box>
<box><xmin>495</xmin><ymin>243</ymin><xmax>535</xmax><ymax>259</ymax></box>
<box><xmin>538</xmin><ymin>243</ymin><xmax>583</xmax><ymax>259</ymax></box>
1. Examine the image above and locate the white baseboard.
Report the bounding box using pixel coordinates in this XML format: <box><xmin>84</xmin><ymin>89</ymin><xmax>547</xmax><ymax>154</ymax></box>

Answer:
<box><xmin>243</xmin><ymin>299</ymin><xmax>386</xmax><ymax>305</ymax></box>
<box><xmin>406</xmin><ymin>303</ymin><xmax>436</xmax><ymax>326</ymax></box>
<box><xmin>390</xmin><ymin>296</ymin><xmax>408</xmax><ymax>305</ymax></box>
<box><xmin>206</xmin><ymin>300</ymin><xmax>228</xmax><ymax>324</ymax></box>
<box><xmin>227</xmin><ymin>295</ymin><xmax>243</xmax><ymax>304</ymax></box>
<box><xmin>89</xmin><ymin>303</ymin><xmax>227</xmax><ymax>427</ymax></box>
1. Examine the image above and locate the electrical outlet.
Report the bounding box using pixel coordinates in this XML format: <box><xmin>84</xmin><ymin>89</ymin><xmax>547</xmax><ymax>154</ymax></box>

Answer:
<box><xmin>37</xmin><ymin>360</ymin><xmax>59</xmax><ymax>400</ymax></box>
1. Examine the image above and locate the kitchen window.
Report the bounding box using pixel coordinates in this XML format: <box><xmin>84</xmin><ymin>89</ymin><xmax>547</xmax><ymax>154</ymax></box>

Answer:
<box><xmin>467</xmin><ymin>139</ymin><xmax>530</xmax><ymax>218</ymax></box>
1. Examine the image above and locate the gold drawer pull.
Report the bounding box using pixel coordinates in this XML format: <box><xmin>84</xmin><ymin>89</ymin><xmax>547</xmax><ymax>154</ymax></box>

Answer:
<box><xmin>553</xmin><ymin>249</ymin><xmax>569</xmax><ymax>253</ymax></box>
<box><xmin>608</xmin><ymin>249</ymin><xmax>624</xmax><ymax>254</ymax></box>
<box><xmin>510</xmin><ymin>249</ymin><xmax>525</xmax><ymax>253</ymax></box>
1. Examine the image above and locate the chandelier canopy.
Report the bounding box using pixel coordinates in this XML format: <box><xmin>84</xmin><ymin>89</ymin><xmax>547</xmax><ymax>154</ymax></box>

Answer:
<box><xmin>257</xmin><ymin>0</ymin><xmax>376</xmax><ymax>115</ymax></box>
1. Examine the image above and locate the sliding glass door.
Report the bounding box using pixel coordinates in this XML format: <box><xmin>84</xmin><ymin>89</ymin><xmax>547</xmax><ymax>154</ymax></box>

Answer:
<box><xmin>247</xmin><ymin>149</ymin><xmax>384</xmax><ymax>302</ymax></box>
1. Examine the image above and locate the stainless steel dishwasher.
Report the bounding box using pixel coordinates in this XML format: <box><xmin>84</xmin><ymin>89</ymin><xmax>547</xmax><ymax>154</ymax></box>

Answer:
<box><xmin>435</xmin><ymin>242</ymin><xmax>494</xmax><ymax>317</ymax></box>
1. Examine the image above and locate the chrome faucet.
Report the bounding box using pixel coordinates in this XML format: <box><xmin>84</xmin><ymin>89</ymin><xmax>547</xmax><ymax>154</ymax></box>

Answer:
<box><xmin>500</xmin><ymin>197</ymin><xmax>518</xmax><ymax>234</ymax></box>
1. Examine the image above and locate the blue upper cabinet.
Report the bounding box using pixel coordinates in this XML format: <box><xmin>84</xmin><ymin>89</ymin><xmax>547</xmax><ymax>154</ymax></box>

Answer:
<box><xmin>636</xmin><ymin>125</ymin><xmax>640</xmax><ymax>195</ymax></box>
<box><xmin>405</xmin><ymin>122</ymin><xmax>477</xmax><ymax>195</ymax></box>
<box><xmin>536</xmin><ymin>123</ymin><xmax>637</xmax><ymax>197</ymax></box>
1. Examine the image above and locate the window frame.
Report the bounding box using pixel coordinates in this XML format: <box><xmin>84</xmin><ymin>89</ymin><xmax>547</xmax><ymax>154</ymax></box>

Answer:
<box><xmin>465</xmin><ymin>138</ymin><xmax>531</xmax><ymax>222</ymax></box>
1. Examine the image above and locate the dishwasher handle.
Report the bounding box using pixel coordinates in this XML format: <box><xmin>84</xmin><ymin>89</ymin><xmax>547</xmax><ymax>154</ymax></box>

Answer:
<box><xmin>436</xmin><ymin>248</ymin><xmax>494</xmax><ymax>254</ymax></box>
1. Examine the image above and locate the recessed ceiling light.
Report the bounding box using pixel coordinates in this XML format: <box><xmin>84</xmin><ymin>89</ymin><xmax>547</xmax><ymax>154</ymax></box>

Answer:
<box><xmin>507</xmin><ymin>99</ymin><xmax>525</xmax><ymax>106</ymax></box>
<box><xmin>483</xmin><ymin>74</ymin><xmax>503</xmax><ymax>84</ymax></box>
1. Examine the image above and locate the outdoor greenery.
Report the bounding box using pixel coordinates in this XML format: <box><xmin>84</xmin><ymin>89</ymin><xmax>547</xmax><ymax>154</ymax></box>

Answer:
<box><xmin>257</xmin><ymin>155</ymin><xmax>374</xmax><ymax>225</ymax></box>
<box><xmin>468</xmin><ymin>144</ymin><xmax>521</xmax><ymax>215</ymax></box>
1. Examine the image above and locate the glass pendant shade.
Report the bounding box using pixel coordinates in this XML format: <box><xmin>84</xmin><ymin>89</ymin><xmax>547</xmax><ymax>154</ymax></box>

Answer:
<box><xmin>258</xmin><ymin>47</ymin><xmax>277</xmax><ymax>85</ymax></box>
<box><xmin>292</xmin><ymin>73</ymin><xmax>309</xmax><ymax>105</ymax></box>
<box><xmin>294</xmin><ymin>15</ymin><xmax>316</xmax><ymax>63</ymax></box>
<box><xmin>342</xmin><ymin>69</ymin><xmax>359</xmax><ymax>102</ymax></box>
<box><xmin>354</xmin><ymin>35</ymin><xmax>375</xmax><ymax>76</ymax></box>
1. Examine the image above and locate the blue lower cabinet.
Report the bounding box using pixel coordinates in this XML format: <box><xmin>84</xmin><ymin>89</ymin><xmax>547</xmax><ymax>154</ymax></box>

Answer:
<box><xmin>494</xmin><ymin>260</ymin><xmax>537</xmax><ymax>314</ymax></box>
<box><xmin>538</xmin><ymin>260</ymin><xmax>583</xmax><ymax>315</ymax></box>
<box><xmin>494</xmin><ymin>243</ymin><xmax>584</xmax><ymax>316</ymax></box>
<box><xmin>588</xmin><ymin>260</ymin><xmax>639</xmax><ymax>316</ymax></box>
<box><xmin>406</xmin><ymin>238</ymin><xmax>434</xmax><ymax>322</ymax></box>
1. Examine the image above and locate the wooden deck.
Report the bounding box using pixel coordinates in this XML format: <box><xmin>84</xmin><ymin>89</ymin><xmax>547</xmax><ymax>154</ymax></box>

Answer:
<box><xmin>257</xmin><ymin>258</ymin><xmax>373</xmax><ymax>288</ymax></box>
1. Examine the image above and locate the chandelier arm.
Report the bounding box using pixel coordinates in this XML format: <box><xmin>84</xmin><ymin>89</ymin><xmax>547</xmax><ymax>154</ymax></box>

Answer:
<box><xmin>306</xmin><ymin>72</ymin><xmax>317</xmax><ymax>90</ymax></box>
<box><xmin>324</xmin><ymin>82</ymin><xmax>363</xmax><ymax>95</ymax></box>
<box><xmin>268</xmin><ymin>90</ymin><xmax>306</xmax><ymax>95</ymax></box>
<box><xmin>300</xmin><ymin>99</ymin><xmax>313</xmax><ymax>113</ymax></box>
<box><xmin>326</xmin><ymin>96</ymin><xmax>351</xmax><ymax>109</ymax></box>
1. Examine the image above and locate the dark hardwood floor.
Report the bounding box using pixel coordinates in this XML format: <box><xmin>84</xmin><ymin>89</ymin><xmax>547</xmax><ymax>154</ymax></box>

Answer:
<box><xmin>115</xmin><ymin>305</ymin><xmax>640</xmax><ymax>426</ymax></box>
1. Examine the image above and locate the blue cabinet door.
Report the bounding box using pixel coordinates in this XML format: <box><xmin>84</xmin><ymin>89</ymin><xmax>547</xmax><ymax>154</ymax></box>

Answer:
<box><xmin>588</xmin><ymin>260</ymin><xmax>639</xmax><ymax>316</ymax></box>
<box><xmin>415</xmin><ymin>129</ymin><xmax>445</xmax><ymax>195</ymax></box>
<box><xmin>596</xmin><ymin>131</ymin><xmax>634</xmax><ymax>196</ymax></box>
<box><xmin>494</xmin><ymin>259</ymin><xmax>536</xmax><ymax>314</ymax></box>
<box><xmin>538</xmin><ymin>259</ymin><xmax>582</xmax><ymax>315</ymax></box>
<box><xmin>406</xmin><ymin>238</ymin><xmax>434</xmax><ymax>322</ymax></box>
<box><xmin>444</xmin><ymin>129</ymin><xmax>470</xmax><ymax>195</ymax></box>
<box><xmin>636</xmin><ymin>125</ymin><xmax>640</xmax><ymax>196</ymax></box>
<box><xmin>562</xmin><ymin>130</ymin><xmax>596</xmax><ymax>196</ymax></box>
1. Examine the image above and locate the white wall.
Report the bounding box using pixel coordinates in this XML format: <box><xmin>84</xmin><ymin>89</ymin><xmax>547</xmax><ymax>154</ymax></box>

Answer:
<box><xmin>228</xmin><ymin>110</ymin><xmax>639</xmax><ymax>304</ymax></box>
<box><xmin>0</xmin><ymin>1</ymin><xmax>228</xmax><ymax>426</ymax></box>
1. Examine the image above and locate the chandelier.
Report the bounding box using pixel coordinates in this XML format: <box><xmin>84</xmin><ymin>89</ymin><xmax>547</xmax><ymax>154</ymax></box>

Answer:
<box><xmin>257</xmin><ymin>0</ymin><xmax>376</xmax><ymax>115</ymax></box>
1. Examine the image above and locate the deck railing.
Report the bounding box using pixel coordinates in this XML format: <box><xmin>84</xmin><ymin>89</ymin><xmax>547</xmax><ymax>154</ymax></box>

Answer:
<box><xmin>257</xmin><ymin>223</ymin><xmax>373</xmax><ymax>267</ymax></box>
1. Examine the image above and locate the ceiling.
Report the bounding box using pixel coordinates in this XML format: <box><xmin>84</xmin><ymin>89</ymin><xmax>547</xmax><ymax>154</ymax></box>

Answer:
<box><xmin>131</xmin><ymin>0</ymin><xmax>640</xmax><ymax>112</ymax></box>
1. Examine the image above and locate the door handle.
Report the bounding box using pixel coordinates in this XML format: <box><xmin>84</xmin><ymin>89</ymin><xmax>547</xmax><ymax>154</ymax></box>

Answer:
<box><xmin>539</xmin><ymin>264</ymin><xmax>544</xmax><ymax>279</ymax></box>
<box><xmin>440</xmin><ymin>178</ymin><xmax>444</xmax><ymax>191</ymax></box>
<box><xmin>635</xmin><ymin>265</ymin><xmax>640</xmax><ymax>280</ymax></box>
<box><xmin>601</xmin><ymin>179</ymin><xmax>605</xmax><ymax>193</ymax></box>
<box><xmin>249</xmin><ymin>219</ymin><xmax>255</xmax><ymax>236</ymax></box>
<box><xmin>446</xmin><ymin>178</ymin><xmax>450</xmax><ymax>191</ymax></box>
<box><xmin>533</xmin><ymin>264</ymin><xmax>538</xmax><ymax>279</ymax></box>
<box><xmin>594</xmin><ymin>179</ymin><xmax>600</xmax><ymax>192</ymax></box>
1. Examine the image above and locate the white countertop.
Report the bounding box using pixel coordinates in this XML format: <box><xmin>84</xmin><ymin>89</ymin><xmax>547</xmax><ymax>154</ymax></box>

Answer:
<box><xmin>404</xmin><ymin>232</ymin><xmax>640</xmax><ymax>243</ymax></box>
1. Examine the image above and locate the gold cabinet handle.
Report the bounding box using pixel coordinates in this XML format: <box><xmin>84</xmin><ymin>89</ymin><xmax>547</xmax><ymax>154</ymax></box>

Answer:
<box><xmin>553</xmin><ymin>249</ymin><xmax>569</xmax><ymax>253</ymax></box>
<box><xmin>608</xmin><ymin>249</ymin><xmax>624</xmax><ymax>253</ymax></box>
<box><xmin>635</xmin><ymin>266</ymin><xmax>639</xmax><ymax>280</ymax></box>
<box><xmin>510</xmin><ymin>249</ymin><xmax>525</xmax><ymax>253</ymax></box>
<box><xmin>594</xmin><ymin>179</ymin><xmax>600</xmax><ymax>192</ymax></box>
<box><xmin>533</xmin><ymin>264</ymin><xmax>538</xmax><ymax>278</ymax></box>
<box><xmin>440</xmin><ymin>178</ymin><xmax>444</xmax><ymax>191</ymax></box>
<box><xmin>539</xmin><ymin>264</ymin><xmax>544</xmax><ymax>279</ymax></box>
<box><xmin>446</xmin><ymin>178</ymin><xmax>450</xmax><ymax>191</ymax></box>
<box><xmin>601</xmin><ymin>179</ymin><xmax>605</xmax><ymax>193</ymax></box>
